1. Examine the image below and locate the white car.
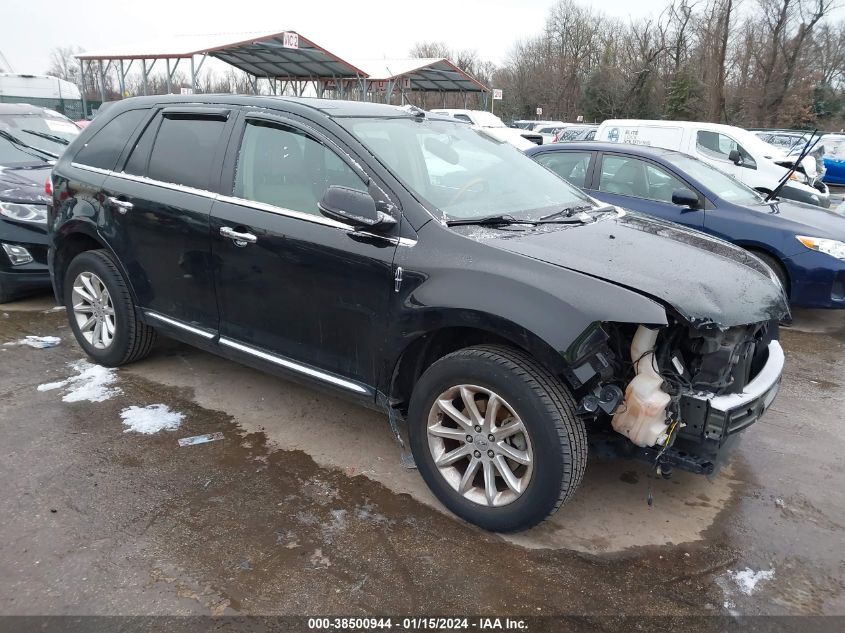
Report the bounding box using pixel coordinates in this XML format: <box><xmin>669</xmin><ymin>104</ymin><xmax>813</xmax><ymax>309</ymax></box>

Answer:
<box><xmin>596</xmin><ymin>119</ymin><xmax>831</xmax><ymax>208</ymax></box>
<box><xmin>431</xmin><ymin>109</ymin><xmax>542</xmax><ymax>149</ymax></box>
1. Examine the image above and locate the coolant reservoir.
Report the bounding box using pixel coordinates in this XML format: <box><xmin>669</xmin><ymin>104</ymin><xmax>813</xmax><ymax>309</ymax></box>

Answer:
<box><xmin>611</xmin><ymin>326</ymin><xmax>671</xmax><ymax>447</ymax></box>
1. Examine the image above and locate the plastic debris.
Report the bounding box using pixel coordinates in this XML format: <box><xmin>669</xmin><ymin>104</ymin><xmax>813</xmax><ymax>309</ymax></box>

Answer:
<box><xmin>178</xmin><ymin>432</ymin><xmax>224</xmax><ymax>447</ymax></box>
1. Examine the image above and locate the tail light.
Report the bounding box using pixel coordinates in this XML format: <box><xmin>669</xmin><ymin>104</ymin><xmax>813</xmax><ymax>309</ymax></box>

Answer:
<box><xmin>45</xmin><ymin>178</ymin><xmax>52</xmax><ymax>197</ymax></box>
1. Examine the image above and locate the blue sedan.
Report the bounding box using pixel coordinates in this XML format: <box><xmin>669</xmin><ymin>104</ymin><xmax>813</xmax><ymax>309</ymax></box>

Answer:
<box><xmin>526</xmin><ymin>142</ymin><xmax>845</xmax><ymax>309</ymax></box>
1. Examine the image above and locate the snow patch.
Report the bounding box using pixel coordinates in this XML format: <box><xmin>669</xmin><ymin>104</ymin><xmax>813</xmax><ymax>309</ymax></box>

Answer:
<box><xmin>728</xmin><ymin>568</ymin><xmax>775</xmax><ymax>596</ymax></box>
<box><xmin>120</xmin><ymin>404</ymin><xmax>184</xmax><ymax>434</ymax></box>
<box><xmin>37</xmin><ymin>359</ymin><xmax>121</xmax><ymax>402</ymax></box>
<box><xmin>4</xmin><ymin>335</ymin><xmax>61</xmax><ymax>348</ymax></box>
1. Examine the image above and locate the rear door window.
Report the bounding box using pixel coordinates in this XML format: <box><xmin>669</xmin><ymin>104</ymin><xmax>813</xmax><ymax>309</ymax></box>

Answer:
<box><xmin>534</xmin><ymin>151</ymin><xmax>592</xmax><ymax>188</ymax></box>
<box><xmin>147</xmin><ymin>116</ymin><xmax>227</xmax><ymax>190</ymax></box>
<box><xmin>73</xmin><ymin>109</ymin><xmax>148</xmax><ymax>170</ymax></box>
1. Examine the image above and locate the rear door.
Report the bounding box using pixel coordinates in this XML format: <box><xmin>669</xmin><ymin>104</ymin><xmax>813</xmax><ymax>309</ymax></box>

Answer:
<box><xmin>210</xmin><ymin>113</ymin><xmax>399</xmax><ymax>398</ymax></box>
<box><xmin>101</xmin><ymin>106</ymin><xmax>234</xmax><ymax>333</ymax></box>
<box><xmin>591</xmin><ymin>153</ymin><xmax>704</xmax><ymax>229</ymax></box>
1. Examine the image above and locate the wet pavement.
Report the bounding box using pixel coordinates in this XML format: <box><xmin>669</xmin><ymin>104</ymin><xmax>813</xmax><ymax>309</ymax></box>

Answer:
<box><xmin>1</xmin><ymin>295</ymin><xmax>843</xmax><ymax>619</ymax></box>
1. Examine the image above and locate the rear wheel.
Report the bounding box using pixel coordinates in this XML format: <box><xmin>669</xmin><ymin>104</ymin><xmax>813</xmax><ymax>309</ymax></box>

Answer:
<box><xmin>408</xmin><ymin>344</ymin><xmax>587</xmax><ymax>532</ymax></box>
<box><xmin>64</xmin><ymin>250</ymin><xmax>156</xmax><ymax>366</ymax></box>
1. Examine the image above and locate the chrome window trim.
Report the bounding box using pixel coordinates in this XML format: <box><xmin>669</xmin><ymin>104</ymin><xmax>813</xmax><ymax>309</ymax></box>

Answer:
<box><xmin>144</xmin><ymin>311</ymin><xmax>216</xmax><ymax>339</ymax></box>
<box><xmin>219</xmin><ymin>337</ymin><xmax>369</xmax><ymax>395</ymax></box>
<box><xmin>71</xmin><ymin>163</ymin><xmax>413</xmax><ymax>243</ymax></box>
<box><xmin>71</xmin><ymin>162</ymin><xmax>112</xmax><ymax>176</ymax></box>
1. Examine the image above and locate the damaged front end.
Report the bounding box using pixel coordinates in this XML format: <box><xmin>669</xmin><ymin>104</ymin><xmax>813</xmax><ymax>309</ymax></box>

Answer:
<box><xmin>567</xmin><ymin>317</ymin><xmax>784</xmax><ymax>476</ymax></box>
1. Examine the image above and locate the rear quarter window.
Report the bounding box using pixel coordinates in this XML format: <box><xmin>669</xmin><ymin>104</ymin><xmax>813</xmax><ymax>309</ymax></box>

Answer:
<box><xmin>73</xmin><ymin>109</ymin><xmax>148</xmax><ymax>170</ymax></box>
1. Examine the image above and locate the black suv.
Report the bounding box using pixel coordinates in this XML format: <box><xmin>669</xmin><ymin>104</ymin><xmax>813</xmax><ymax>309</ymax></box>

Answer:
<box><xmin>49</xmin><ymin>96</ymin><xmax>788</xmax><ymax>531</ymax></box>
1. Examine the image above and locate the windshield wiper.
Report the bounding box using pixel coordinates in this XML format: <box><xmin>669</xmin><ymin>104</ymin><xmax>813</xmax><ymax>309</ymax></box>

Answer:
<box><xmin>537</xmin><ymin>204</ymin><xmax>614</xmax><ymax>222</ymax></box>
<box><xmin>0</xmin><ymin>130</ymin><xmax>58</xmax><ymax>160</ymax></box>
<box><xmin>446</xmin><ymin>214</ymin><xmax>537</xmax><ymax>227</ymax></box>
<box><xmin>22</xmin><ymin>129</ymin><xmax>70</xmax><ymax>146</ymax></box>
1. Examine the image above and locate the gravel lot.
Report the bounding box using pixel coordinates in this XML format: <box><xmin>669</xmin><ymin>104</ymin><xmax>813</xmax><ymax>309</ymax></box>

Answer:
<box><xmin>1</xmin><ymin>294</ymin><xmax>843</xmax><ymax>621</ymax></box>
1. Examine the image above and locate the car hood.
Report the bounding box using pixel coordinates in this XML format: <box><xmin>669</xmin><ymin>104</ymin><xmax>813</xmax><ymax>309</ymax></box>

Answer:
<box><xmin>0</xmin><ymin>163</ymin><xmax>52</xmax><ymax>204</ymax></box>
<box><xmin>458</xmin><ymin>211</ymin><xmax>790</xmax><ymax>328</ymax></box>
<box><xmin>749</xmin><ymin>198</ymin><xmax>845</xmax><ymax>243</ymax></box>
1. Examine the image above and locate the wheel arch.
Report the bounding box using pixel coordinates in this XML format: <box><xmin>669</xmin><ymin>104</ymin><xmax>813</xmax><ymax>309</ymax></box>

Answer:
<box><xmin>388</xmin><ymin>315</ymin><xmax>570</xmax><ymax>415</ymax></box>
<box><xmin>52</xmin><ymin>222</ymin><xmax>135</xmax><ymax>306</ymax></box>
<box><xmin>736</xmin><ymin>241</ymin><xmax>792</xmax><ymax>297</ymax></box>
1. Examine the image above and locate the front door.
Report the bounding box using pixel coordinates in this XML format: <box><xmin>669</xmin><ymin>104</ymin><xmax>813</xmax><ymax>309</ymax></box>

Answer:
<box><xmin>210</xmin><ymin>115</ymin><xmax>398</xmax><ymax>396</ymax></box>
<box><xmin>591</xmin><ymin>153</ymin><xmax>705</xmax><ymax>230</ymax></box>
<box><xmin>101</xmin><ymin>107</ymin><xmax>234</xmax><ymax>331</ymax></box>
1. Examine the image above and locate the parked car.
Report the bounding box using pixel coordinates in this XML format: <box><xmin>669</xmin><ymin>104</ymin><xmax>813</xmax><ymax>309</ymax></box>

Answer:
<box><xmin>527</xmin><ymin>141</ymin><xmax>845</xmax><ymax>308</ymax></box>
<box><xmin>0</xmin><ymin>103</ymin><xmax>79</xmax><ymax>302</ymax></box>
<box><xmin>752</xmin><ymin>129</ymin><xmax>827</xmax><ymax>182</ymax></box>
<box><xmin>431</xmin><ymin>109</ymin><xmax>542</xmax><ymax>148</ymax></box>
<box><xmin>817</xmin><ymin>134</ymin><xmax>845</xmax><ymax>186</ymax></box>
<box><xmin>534</xmin><ymin>124</ymin><xmax>568</xmax><ymax>145</ymax></box>
<box><xmin>50</xmin><ymin>96</ymin><xmax>787</xmax><ymax>531</ymax></box>
<box><xmin>596</xmin><ymin>119</ymin><xmax>831</xmax><ymax>208</ymax></box>
<box><xmin>553</xmin><ymin>124</ymin><xmax>598</xmax><ymax>143</ymax></box>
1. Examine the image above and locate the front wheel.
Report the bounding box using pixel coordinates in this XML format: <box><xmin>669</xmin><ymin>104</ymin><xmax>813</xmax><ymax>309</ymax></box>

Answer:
<box><xmin>407</xmin><ymin>344</ymin><xmax>587</xmax><ymax>532</ymax></box>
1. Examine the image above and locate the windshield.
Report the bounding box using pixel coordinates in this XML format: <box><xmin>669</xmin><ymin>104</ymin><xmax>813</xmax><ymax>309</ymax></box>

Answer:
<box><xmin>343</xmin><ymin>117</ymin><xmax>593</xmax><ymax>221</ymax></box>
<box><xmin>671</xmin><ymin>154</ymin><xmax>763</xmax><ymax>205</ymax></box>
<box><xmin>0</xmin><ymin>111</ymin><xmax>79</xmax><ymax>162</ymax></box>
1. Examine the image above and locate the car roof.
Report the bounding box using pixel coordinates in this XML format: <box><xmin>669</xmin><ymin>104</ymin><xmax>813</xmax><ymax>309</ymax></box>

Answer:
<box><xmin>96</xmin><ymin>94</ymin><xmax>438</xmax><ymax>120</ymax></box>
<box><xmin>525</xmin><ymin>141</ymin><xmax>680</xmax><ymax>159</ymax></box>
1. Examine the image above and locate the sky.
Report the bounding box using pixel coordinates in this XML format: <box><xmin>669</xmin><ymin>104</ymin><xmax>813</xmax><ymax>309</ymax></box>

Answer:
<box><xmin>3</xmin><ymin>0</ymin><xmax>844</xmax><ymax>76</ymax></box>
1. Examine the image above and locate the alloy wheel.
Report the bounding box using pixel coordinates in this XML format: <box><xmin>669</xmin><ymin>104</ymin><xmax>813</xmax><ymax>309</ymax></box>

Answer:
<box><xmin>72</xmin><ymin>271</ymin><xmax>116</xmax><ymax>350</ymax></box>
<box><xmin>426</xmin><ymin>384</ymin><xmax>533</xmax><ymax>507</ymax></box>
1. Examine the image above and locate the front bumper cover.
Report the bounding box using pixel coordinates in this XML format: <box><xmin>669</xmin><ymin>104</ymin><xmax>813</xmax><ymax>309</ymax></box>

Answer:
<box><xmin>673</xmin><ymin>341</ymin><xmax>784</xmax><ymax>469</ymax></box>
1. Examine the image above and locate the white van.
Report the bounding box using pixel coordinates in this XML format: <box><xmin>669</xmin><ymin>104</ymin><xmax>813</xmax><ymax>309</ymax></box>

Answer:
<box><xmin>596</xmin><ymin>119</ymin><xmax>830</xmax><ymax>208</ymax></box>
<box><xmin>0</xmin><ymin>73</ymin><xmax>83</xmax><ymax>120</ymax></box>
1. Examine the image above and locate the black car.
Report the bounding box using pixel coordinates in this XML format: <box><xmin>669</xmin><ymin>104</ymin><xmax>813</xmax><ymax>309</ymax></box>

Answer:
<box><xmin>0</xmin><ymin>104</ymin><xmax>80</xmax><ymax>302</ymax></box>
<box><xmin>49</xmin><ymin>96</ymin><xmax>787</xmax><ymax>531</ymax></box>
<box><xmin>526</xmin><ymin>142</ymin><xmax>845</xmax><ymax>309</ymax></box>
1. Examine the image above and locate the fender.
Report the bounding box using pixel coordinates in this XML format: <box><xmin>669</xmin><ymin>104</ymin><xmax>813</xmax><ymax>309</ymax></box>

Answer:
<box><xmin>50</xmin><ymin>211</ymin><xmax>141</xmax><ymax>309</ymax></box>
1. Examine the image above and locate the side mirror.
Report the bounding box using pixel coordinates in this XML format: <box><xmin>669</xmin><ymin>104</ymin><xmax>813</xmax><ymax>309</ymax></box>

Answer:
<box><xmin>728</xmin><ymin>149</ymin><xmax>742</xmax><ymax>165</ymax></box>
<box><xmin>671</xmin><ymin>188</ymin><xmax>700</xmax><ymax>209</ymax></box>
<box><xmin>318</xmin><ymin>186</ymin><xmax>396</xmax><ymax>230</ymax></box>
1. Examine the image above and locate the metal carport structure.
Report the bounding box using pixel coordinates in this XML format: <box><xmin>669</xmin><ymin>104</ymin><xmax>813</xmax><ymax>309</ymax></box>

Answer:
<box><xmin>75</xmin><ymin>31</ymin><xmax>370</xmax><ymax>113</ymax></box>
<box><xmin>346</xmin><ymin>58</ymin><xmax>488</xmax><ymax>106</ymax></box>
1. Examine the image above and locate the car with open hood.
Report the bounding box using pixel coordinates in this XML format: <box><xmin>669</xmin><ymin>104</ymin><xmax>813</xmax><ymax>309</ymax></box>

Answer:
<box><xmin>526</xmin><ymin>141</ymin><xmax>845</xmax><ymax>309</ymax></box>
<box><xmin>0</xmin><ymin>103</ymin><xmax>80</xmax><ymax>302</ymax></box>
<box><xmin>49</xmin><ymin>96</ymin><xmax>788</xmax><ymax>532</ymax></box>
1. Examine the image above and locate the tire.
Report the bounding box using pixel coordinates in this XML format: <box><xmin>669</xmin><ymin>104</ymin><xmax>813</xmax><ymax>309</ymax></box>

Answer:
<box><xmin>752</xmin><ymin>250</ymin><xmax>789</xmax><ymax>297</ymax></box>
<box><xmin>407</xmin><ymin>344</ymin><xmax>587</xmax><ymax>532</ymax></box>
<box><xmin>64</xmin><ymin>249</ymin><xmax>156</xmax><ymax>366</ymax></box>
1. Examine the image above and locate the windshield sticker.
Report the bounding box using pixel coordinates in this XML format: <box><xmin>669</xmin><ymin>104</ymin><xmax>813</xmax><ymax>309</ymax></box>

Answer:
<box><xmin>44</xmin><ymin>119</ymin><xmax>78</xmax><ymax>134</ymax></box>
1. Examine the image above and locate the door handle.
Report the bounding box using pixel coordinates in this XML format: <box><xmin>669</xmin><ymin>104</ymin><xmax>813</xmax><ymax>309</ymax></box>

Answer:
<box><xmin>106</xmin><ymin>196</ymin><xmax>133</xmax><ymax>213</ymax></box>
<box><xmin>220</xmin><ymin>226</ymin><xmax>257</xmax><ymax>246</ymax></box>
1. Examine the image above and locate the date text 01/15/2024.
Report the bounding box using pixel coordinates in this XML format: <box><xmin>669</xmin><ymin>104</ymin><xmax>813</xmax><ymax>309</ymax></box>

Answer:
<box><xmin>307</xmin><ymin>617</ymin><xmax>529</xmax><ymax>630</ymax></box>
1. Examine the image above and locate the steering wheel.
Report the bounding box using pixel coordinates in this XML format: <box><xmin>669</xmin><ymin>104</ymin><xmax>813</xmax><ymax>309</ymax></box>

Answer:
<box><xmin>448</xmin><ymin>178</ymin><xmax>488</xmax><ymax>205</ymax></box>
